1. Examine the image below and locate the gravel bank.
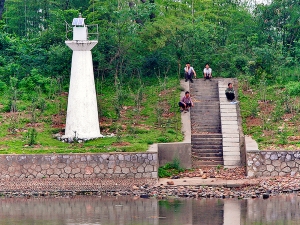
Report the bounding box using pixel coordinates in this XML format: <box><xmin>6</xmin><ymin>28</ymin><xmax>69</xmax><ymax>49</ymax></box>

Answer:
<box><xmin>0</xmin><ymin>168</ymin><xmax>300</xmax><ymax>199</ymax></box>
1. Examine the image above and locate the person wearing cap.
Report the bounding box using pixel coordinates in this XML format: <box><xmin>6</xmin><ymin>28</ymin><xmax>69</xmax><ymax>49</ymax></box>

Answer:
<box><xmin>184</xmin><ymin>63</ymin><xmax>196</xmax><ymax>83</ymax></box>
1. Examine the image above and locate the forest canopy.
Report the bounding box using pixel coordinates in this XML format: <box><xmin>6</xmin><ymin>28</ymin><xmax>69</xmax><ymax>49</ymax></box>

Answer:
<box><xmin>0</xmin><ymin>0</ymin><xmax>299</xmax><ymax>90</ymax></box>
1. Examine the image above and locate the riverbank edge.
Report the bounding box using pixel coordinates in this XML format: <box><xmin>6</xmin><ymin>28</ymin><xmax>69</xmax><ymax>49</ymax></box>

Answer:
<box><xmin>1</xmin><ymin>175</ymin><xmax>300</xmax><ymax>199</ymax></box>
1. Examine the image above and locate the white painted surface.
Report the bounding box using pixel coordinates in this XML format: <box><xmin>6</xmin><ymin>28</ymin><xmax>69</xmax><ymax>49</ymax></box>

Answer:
<box><xmin>180</xmin><ymin>80</ymin><xmax>191</xmax><ymax>143</ymax></box>
<box><xmin>64</xmin><ymin>41</ymin><xmax>101</xmax><ymax>139</ymax></box>
<box><xmin>224</xmin><ymin>200</ymin><xmax>241</xmax><ymax>225</ymax></box>
<box><xmin>73</xmin><ymin>27</ymin><xmax>88</xmax><ymax>40</ymax></box>
<box><xmin>65</xmin><ymin>41</ymin><xmax>97</xmax><ymax>51</ymax></box>
<box><xmin>219</xmin><ymin>80</ymin><xmax>241</xmax><ymax>168</ymax></box>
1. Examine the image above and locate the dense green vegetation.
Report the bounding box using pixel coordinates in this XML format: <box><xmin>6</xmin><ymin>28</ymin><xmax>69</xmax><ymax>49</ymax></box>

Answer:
<box><xmin>0</xmin><ymin>0</ymin><xmax>299</xmax><ymax>152</ymax></box>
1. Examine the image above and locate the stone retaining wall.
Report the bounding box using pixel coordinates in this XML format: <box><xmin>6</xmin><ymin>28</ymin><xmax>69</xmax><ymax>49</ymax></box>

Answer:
<box><xmin>0</xmin><ymin>153</ymin><xmax>158</xmax><ymax>179</ymax></box>
<box><xmin>247</xmin><ymin>151</ymin><xmax>300</xmax><ymax>177</ymax></box>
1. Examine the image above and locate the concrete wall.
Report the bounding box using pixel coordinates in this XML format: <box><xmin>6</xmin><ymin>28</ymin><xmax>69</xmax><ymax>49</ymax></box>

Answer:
<box><xmin>245</xmin><ymin>136</ymin><xmax>300</xmax><ymax>177</ymax></box>
<box><xmin>246</xmin><ymin>151</ymin><xmax>300</xmax><ymax>177</ymax></box>
<box><xmin>0</xmin><ymin>153</ymin><xmax>158</xmax><ymax>179</ymax></box>
<box><xmin>155</xmin><ymin>79</ymin><xmax>192</xmax><ymax>170</ymax></box>
<box><xmin>158</xmin><ymin>143</ymin><xmax>192</xmax><ymax>169</ymax></box>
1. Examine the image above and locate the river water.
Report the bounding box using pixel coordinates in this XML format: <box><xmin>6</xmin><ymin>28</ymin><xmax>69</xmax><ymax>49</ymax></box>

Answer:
<box><xmin>0</xmin><ymin>194</ymin><xmax>299</xmax><ymax>225</ymax></box>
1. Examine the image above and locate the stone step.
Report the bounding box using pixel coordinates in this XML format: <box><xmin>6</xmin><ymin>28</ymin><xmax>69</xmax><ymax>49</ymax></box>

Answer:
<box><xmin>192</xmin><ymin>134</ymin><xmax>223</xmax><ymax>138</ymax></box>
<box><xmin>193</xmin><ymin>124</ymin><xmax>221</xmax><ymax>130</ymax></box>
<box><xmin>193</xmin><ymin>94</ymin><xmax>219</xmax><ymax>97</ymax></box>
<box><xmin>191</xmin><ymin>110</ymin><xmax>220</xmax><ymax>113</ymax></box>
<box><xmin>192</xmin><ymin>160</ymin><xmax>224</xmax><ymax>167</ymax></box>
<box><xmin>192</xmin><ymin>139</ymin><xmax>223</xmax><ymax>145</ymax></box>
<box><xmin>193</xmin><ymin>98</ymin><xmax>219</xmax><ymax>101</ymax></box>
<box><xmin>191</xmin><ymin>135</ymin><xmax>223</xmax><ymax>141</ymax></box>
<box><xmin>199</xmin><ymin>152</ymin><xmax>223</xmax><ymax>157</ymax></box>
<box><xmin>191</xmin><ymin>119</ymin><xmax>221</xmax><ymax>122</ymax></box>
<box><xmin>192</xmin><ymin>126</ymin><xmax>221</xmax><ymax>130</ymax></box>
<box><xmin>192</xmin><ymin>119</ymin><xmax>220</xmax><ymax>122</ymax></box>
<box><xmin>192</xmin><ymin>148</ymin><xmax>223</xmax><ymax>154</ymax></box>
<box><xmin>192</xmin><ymin>129</ymin><xmax>222</xmax><ymax>133</ymax></box>
<box><xmin>192</xmin><ymin>145</ymin><xmax>222</xmax><ymax>150</ymax></box>
<box><xmin>191</xmin><ymin>116</ymin><xmax>221</xmax><ymax>121</ymax></box>
<box><xmin>192</xmin><ymin>106</ymin><xmax>220</xmax><ymax>108</ymax></box>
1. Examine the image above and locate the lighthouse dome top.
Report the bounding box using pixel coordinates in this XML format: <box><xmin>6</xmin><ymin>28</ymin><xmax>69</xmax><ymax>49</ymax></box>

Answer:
<box><xmin>72</xmin><ymin>13</ymin><xmax>85</xmax><ymax>27</ymax></box>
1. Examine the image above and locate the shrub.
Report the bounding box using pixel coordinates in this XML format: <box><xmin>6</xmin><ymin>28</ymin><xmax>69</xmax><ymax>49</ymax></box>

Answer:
<box><xmin>285</xmin><ymin>82</ymin><xmax>300</xmax><ymax>96</ymax></box>
<box><xmin>158</xmin><ymin>158</ymin><xmax>185</xmax><ymax>178</ymax></box>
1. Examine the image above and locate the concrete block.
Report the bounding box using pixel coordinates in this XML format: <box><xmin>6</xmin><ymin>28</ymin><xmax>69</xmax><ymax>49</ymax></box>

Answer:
<box><xmin>223</xmin><ymin>147</ymin><xmax>240</xmax><ymax>152</ymax></box>
<box><xmin>223</xmin><ymin>151</ymin><xmax>241</xmax><ymax>156</ymax></box>
<box><xmin>223</xmin><ymin>142</ymin><xmax>240</xmax><ymax>147</ymax></box>
<box><xmin>245</xmin><ymin>136</ymin><xmax>259</xmax><ymax>151</ymax></box>
<box><xmin>221</xmin><ymin>113</ymin><xmax>237</xmax><ymax>117</ymax></box>
<box><xmin>222</xmin><ymin>121</ymin><xmax>238</xmax><ymax>125</ymax></box>
<box><xmin>221</xmin><ymin>117</ymin><xmax>238</xmax><ymax>121</ymax></box>
<box><xmin>220</xmin><ymin>104</ymin><xmax>237</xmax><ymax>109</ymax></box>
<box><xmin>222</xmin><ymin>129</ymin><xmax>239</xmax><ymax>135</ymax></box>
<box><xmin>223</xmin><ymin>155</ymin><xmax>241</xmax><ymax>161</ymax></box>
<box><xmin>158</xmin><ymin>142</ymin><xmax>191</xmax><ymax>169</ymax></box>
<box><xmin>222</xmin><ymin>133</ymin><xmax>239</xmax><ymax>138</ymax></box>
<box><xmin>147</xmin><ymin>144</ymin><xmax>158</xmax><ymax>152</ymax></box>
<box><xmin>220</xmin><ymin>101</ymin><xmax>236</xmax><ymax>105</ymax></box>
<box><xmin>224</xmin><ymin>160</ymin><xmax>241</xmax><ymax>167</ymax></box>
<box><xmin>220</xmin><ymin>108</ymin><xmax>237</xmax><ymax>113</ymax></box>
<box><xmin>222</xmin><ymin>129</ymin><xmax>239</xmax><ymax>134</ymax></box>
<box><xmin>223</xmin><ymin>137</ymin><xmax>239</xmax><ymax>143</ymax></box>
<box><xmin>222</xmin><ymin>124</ymin><xmax>238</xmax><ymax>129</ymax></box>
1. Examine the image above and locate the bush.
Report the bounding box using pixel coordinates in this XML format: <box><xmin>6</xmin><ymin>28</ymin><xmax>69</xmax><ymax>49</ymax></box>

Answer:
<box><xmin>285</xmin><ymin>82</ymin><xmax>300</xmax><ymax>96</ymax></box>
<box><xmin>158</xmin><ymin>158</ymin><xmax>185</xmax><ymax>178</ymax></box>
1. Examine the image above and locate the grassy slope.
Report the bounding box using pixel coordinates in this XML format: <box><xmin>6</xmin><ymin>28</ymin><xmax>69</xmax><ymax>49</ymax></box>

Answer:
<box><xmin>239</xmin><ymin>79</ymin><xmax>300</xmax><ymax>150</ymax></box>
<box><xmin>0</xmin><ymin>76</ymin><xmax>183</xmax><ymax>154</ymax></box>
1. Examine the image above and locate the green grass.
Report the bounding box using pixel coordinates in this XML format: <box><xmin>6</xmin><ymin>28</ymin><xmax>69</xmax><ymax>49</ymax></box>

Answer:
<box><xmin>158</xmin><ymin>158</ymin><xmax>185</xmax><ymax>178</ymax></box>
<box><xmin>0</xmin><ymin>76</ymin><xmax>183</xmax><ymax>154</ymax></box>
<box><xmin>239</xmin><ymin>77</ymin><xmax>300</xmax><ymax>150</ymax></box>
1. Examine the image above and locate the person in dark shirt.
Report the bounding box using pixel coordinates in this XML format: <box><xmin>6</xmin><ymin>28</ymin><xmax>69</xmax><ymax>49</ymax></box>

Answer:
<box><xmin>225</xmin><ymin>83</ymin><xmax>235</xmax><ymax>101</ymax></box>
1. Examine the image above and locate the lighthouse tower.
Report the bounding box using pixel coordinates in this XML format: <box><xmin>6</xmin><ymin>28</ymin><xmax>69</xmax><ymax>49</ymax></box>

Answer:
<box><xmin>64</xmin><ymin>14</ymin><xmax>102</xmax><ymax>140</ymax></box>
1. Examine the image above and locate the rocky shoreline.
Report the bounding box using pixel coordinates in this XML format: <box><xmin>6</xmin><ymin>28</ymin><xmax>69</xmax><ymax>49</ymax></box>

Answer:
<box><xmin>1</xmin><ymin>169</ymin><xmax>300</xmax><ymax>199</ymax></box>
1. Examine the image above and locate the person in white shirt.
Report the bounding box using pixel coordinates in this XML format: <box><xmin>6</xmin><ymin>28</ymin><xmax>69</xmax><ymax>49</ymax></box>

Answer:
<box><xmin>203</xmin><ymin>63</ymin><xmax>212</xmax><ymax>81</ymax></box>
<box><xmin>184</xmin><ymin>63</ymin><xmax>196</xmax><ymax>83</ymax></box>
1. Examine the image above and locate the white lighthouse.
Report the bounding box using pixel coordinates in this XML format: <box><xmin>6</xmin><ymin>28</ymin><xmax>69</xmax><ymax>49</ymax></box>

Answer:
<box><xmin>64</xmin><ymin>14</ymin><xmax>102</xmax><ymax>140</ymax></box>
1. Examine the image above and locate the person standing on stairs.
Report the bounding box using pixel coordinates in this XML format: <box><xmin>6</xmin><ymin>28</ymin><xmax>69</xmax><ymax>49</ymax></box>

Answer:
<box><xmin>184</xmin><ymin>63</ymin><xmax>196</xmax><ymax>83</ymax></box>
<box><xmin>203</xmin><ymin>63</ymin><xmax>212</xmax><ymax>81</ymax></box>
<box><xmin>225</xmin><ymin>83</ymin><xmax>236</xmax><ymax>102</ymax></box>
<box><xmin>179</xmin><ymin>91</ymin><xmax>194</xmax><ymax>112</ymax></box>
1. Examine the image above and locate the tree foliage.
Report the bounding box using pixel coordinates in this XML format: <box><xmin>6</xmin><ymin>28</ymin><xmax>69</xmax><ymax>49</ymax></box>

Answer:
<box><xmin>0</xmin><ymin>0</ymin><xmax>299</xmax><ymax>94</ymax></box>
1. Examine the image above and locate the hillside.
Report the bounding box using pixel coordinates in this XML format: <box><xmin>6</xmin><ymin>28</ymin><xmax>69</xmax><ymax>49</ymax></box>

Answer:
<box><xmin>0</xmin><ymin>0</ymin><xmax>299</xmax><ymax>152</ymax></box>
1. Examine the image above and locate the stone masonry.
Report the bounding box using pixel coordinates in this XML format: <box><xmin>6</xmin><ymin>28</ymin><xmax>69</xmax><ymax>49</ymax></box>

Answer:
<box><xmin>218</xmin><ymin>80</ymin><xmax>241</xmax><ymax>168</ymax></box>
<box><xmin>245</xmin><ymin>136</ymin><xmax>300</xmax><ymax>177</ymax></box>
<box><xmin>247</xmin><ymin>151</ymin><xmax>300</xmax><ymax>177</ymax></box>
<box><xmin>0</xmin><ymin>153</ymin><xmax>158</xmax><ymax>179</ymax></box>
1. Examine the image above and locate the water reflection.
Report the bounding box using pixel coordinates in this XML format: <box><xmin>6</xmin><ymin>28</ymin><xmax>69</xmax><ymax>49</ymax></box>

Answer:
<box><xmin>0</xmin><ymin>194</ymin><xmax>299</xmax><ymax>224</ymax></box>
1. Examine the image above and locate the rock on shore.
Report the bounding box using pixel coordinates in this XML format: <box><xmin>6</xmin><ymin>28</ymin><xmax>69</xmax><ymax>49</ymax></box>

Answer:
<box><xmin>0</xmin><ymin>171</ymin><xmax>300</xmax><ymax>199</ymax></box>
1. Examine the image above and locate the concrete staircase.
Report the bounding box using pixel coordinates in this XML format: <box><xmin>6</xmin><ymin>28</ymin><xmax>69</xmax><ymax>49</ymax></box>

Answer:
<box><xmin>190</xmin><ymin>79</ymin><xmax>223</xmax><ymax>167</ymax></box>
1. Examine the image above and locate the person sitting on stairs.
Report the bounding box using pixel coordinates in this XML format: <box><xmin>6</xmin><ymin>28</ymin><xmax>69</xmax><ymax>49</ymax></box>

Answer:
<box><xmin>203</xmin><ymin>63</ymin><xmax>212</xmax><ymax>81</ymax></box>
<box><xmin>184</xmin><ymin>63</ymin><xmax>196</xmax><ymax>83</ymax></box>
<box><xmin>179</xmin><ymin>91</ymin><xmax>194</xmax><ymax>112</ymax></box>
<box><xmin>225</xmin><ymin>83</ymin><xmax>236</xmax><ymax>102</ymax></box>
